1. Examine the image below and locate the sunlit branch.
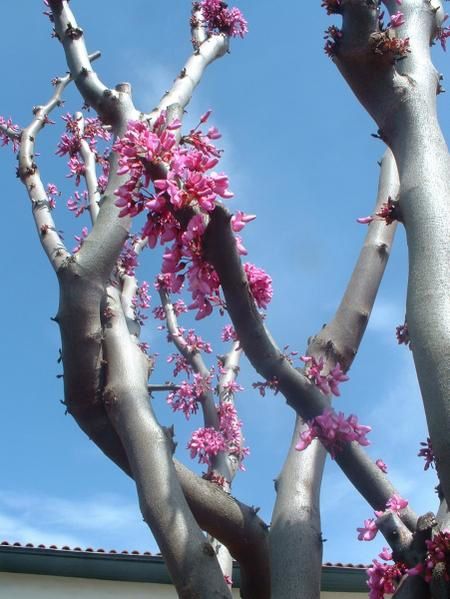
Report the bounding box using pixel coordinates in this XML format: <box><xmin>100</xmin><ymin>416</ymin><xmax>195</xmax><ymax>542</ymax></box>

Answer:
<box><xmin>74</xmin><ymin>111</ymin><xmax>100</xmax><ymax>223</ymax></box>
<box><xmin>102</xmin><ymin>284</ymin><xmax>230</xmax><ymax>597</ymax></box>
<box><xmin>159</xmin><ymin>287</ymin><xmax>219</xmax><ymax>429</ymax></box>
<box><xmin>146</xmin><ymin>5</ymin><xmax>228</xmax><ymax>124</ymax></box>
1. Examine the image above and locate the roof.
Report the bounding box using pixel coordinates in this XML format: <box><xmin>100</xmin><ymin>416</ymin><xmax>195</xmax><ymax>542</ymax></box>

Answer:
<box><xmin>0</xmin><ymin>541</ymin><xmax>369</xmax><ymax>592</ymax></box>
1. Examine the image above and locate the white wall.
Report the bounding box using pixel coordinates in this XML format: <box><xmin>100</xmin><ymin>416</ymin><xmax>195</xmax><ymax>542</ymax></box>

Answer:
<box><xmin>0</xmin><ymin>572</ymin><xmax>368</xmax><ymax>598</ymax></box>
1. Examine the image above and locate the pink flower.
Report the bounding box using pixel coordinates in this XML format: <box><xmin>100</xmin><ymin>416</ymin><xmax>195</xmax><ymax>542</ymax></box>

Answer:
<box><xmin>46</xmin><ymin>183</ymin><xmax>60</xmax><ymax>209</ymax></box>
<box><xmin>67</xmin><ymin>190</ymin><xmax>89</xmax><ymax>217</ymax></box>
<box><xmin>296</xmin><ymin>408</ymin><xmax>371</xmax><ymax>458</ymax></box>
<box><xmin>73</xmin><ymin>226</ymin><xmax>88</xmax><ymax>253</ymax></box>
<box><xmin>221</xmin><ymin>324</ymin><xmax>238</xmax><ymax>342</ymax></box>
<box><xmin>301</xmin><ymin>356</ymin><xmax>349</xmax><ymax>396</ymax></box>
<box><xmin>424</xmin><ymin>531</ymin><xmax>450</xmax><ymax>582</ymax></box>
<box><xmin>321</xmin><ymin>0</ymin><xmax>342</xmax><ymax>15</ymax></box>
<box><xmin>379</xmin><ymin>547</ymin><xmax>392</xmax><ymax>561</ymax></box>
<box><xmin>0</xmin><ymin>115</ymin><xmax>21</xmax><ymax>152</ymax></box>
<box><xmin>395</xmin><ymin>321</ymin><xmax>410</xmax><ymax>347</ymax></box>
<box><xmin>366</xmin><ymin>559</ymin><xmax>406</xmax><ymax>599</ymax></box>
<box><xmin>418</xmin><ymin>438</ymin><xmax>435</xmax><ymax>471</ymax></box>
<box><xmin>231</xmin><ymin>210</ymin><xmax>256</xmax><ymax>232</ymax></box>
<box><xmin>328</xmin><ymin>363</ymin><xmax>350</xmax><ymax>396</ymax></box>
<box><xmin>244</xmin><ymin>263</ymin><xmax>273</xmax><ymax>309</ymax></box>
<box><xmin>436</xmin><ymin>26</ymin><xmax>450</xmax><ymax>51</ymax></box>
<box><xmin>375</xmin><ymin>459</ymin><xmax>388</xmax><ymax>473</ymax></box>
<box><xmin>198</xmin><ymin>0</ymin><xmax>248</xmax><ymax>38</ymax></box>
<box><xmin>386</xmin><ymin>494</ymin><xmax>408</xmax><ymax>513</ymax></box>
<box><xmin>390</xmin><ymin>11</ymin><xmax>405</xmax><ymax>28</ymax></box>
<box><xmin>357</xmin><ymin>519</ymin><xmax>378</xmax><ymax>541</ymax></box>
<box><xmin>188</xmin><ymin>427</ymin><xmax>226</xmax><ymax>464</ymax></box>
<box><xmin>357</xmin><ymin>215</ymin><xmax>374</xmax><ymax>224</ymax></box>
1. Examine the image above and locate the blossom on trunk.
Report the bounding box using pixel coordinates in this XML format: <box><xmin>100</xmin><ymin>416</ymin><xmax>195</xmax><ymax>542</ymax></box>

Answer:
<box><xmin>296</xmin><ymin>408</ymin><xmax>371</xmax><ymax>458</ymax></box>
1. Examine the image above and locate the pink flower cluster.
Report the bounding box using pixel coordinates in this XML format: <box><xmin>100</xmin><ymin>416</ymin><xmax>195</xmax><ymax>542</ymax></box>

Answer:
<box><xmin>218</xmin><ymin>401</ymin><xmax>248</xmax><ymax>464</ymax></box>
<box><xmin>46</xmin><ymin>183</ymin><xmax>60</xmax><ymax>209</ymax></box>
<box><xmin>56</xmin><ymin>113</ymin><xmax>111</xmax><ymax>189</ymax></box>
<box><xmin>73</xmin><ymin>226</ymin><xmax>88</xmax><ymax>253</ymax></box>
<box><xmin>300</xmin><ymin>355</ymin><xmax>349</xmax><ymax>396</ymax></box>
<box><xmin>395</xmin><ymin>321</ymin><xmax>410</xmax><ymax>347</ymax></box>
<box><xmin>366</xmin><ymin>558</ymin><xmax>407</xmax><ymax>599</ymax></box>
<box><xmin>114</xmin><ymin>110</ymin><xmax>270</xmax><ymax>320</ymax></box>
<box><xmin>324</xmin><ymin>25</ymin><xmax>343</xmax><ymax>57</ymax></box>
<box><xmin>436</xmin><ymin>26</ymin><xmax>450</xmax><ymax>51</ymax></box>
<box><xmin>117</xmin><ymin>238</ymin><xmax>139</xmax><ymax>277</ymax></box>
<box><xmin>188</xmin><ymin>427</ymin><xmax>226</xmax><ymax>463</ymax></box>
<box><xmin>202</xmin><ymin>470</ymin><xmax>228</xmax><ymax>488</ymax></box>
<box><xmin>221</xmin><ymin>324</ymin><xmax>238</xmax><ymax>342</ymax></box>
<box><xmin>424</xmin><ymin>530</ymin><xmax>450</xmax><ymax>582</ymax></box>
<box><xmin>187</xmin><ymin>401</ymin><xmax>248</xmax><ymax>466</ymax></box>
<box><xmin>418</xmin><ymin>438</ymin><xmax>435</xmax><ymax>471</ymax></box>
<box><xmin>132</xmin><ymin>281</ymin><xmax>151</xmax><ymax>325</ymax></box>
<box><xmin>183</xmin><ymin>329</ymin><xmax>213</xmax><ymax>354</ymax></box>
<box><xmin>195</xmin><ymin>0</ymin><xmax>248</xmax><ymax>38</ymax></box>
<box><xmin>296</xmin><ymin>408</ymin><xmax>371</xmax><ymax>458</ymax></box>
<box><xmin>381</xmin><ymin>493</ymin><xmax>409</xmax><ymax>515</ymax></box>
<box><xmin>67</xmin><ymin>190</ymin><xmax>89</xmax><ymax>217</ymax></box>
<box><xmin>167</xmin><ymin>376</ymin><xmax>205</xmax><ymax>419</ymax></box>
<box><xmin>244</xmin><ymin>263</ymin><xmax>273</xmax><ymax>309</ymax></box>
<box><xmin>0</xmin><ymin>116</ymin><xmax>20</xmax><ymax>152</ymax></box>
<box><xmin>389</xmin><ymin>11</ymin><xmax>405</xmax><ymax>28</ymax></box>
<box><xmin>372</xmin><ymin>32</ymin><xmax>410</xmax><ymax>57</ymax></box>
<box><xmin>357</xmin><ymin>197</ymin><xmax>399</xmax><ymax>226</ymax></box>
<box><xmin>357</xmin><ymin>494</ymin><xmax>409</xmax><ymax>543</ymax></box>
<box><xmin>375</xmin><ymin>459</ymin><xmax>388</xmax><ymax>473</ymax></box>
<box><xmin>321</xmin><ymin>0</ymin><xmax>342</xmax><ymax>15</ymax></box>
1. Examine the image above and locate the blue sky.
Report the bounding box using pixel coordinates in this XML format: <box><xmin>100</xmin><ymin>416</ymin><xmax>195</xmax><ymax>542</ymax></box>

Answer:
<box><xmin>0</xmin><ymin>1</ymin><xmax>449</xmax><ymax>567</ymax></box>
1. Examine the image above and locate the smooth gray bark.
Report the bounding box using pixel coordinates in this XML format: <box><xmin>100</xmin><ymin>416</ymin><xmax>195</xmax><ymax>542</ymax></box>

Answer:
<box><xmin>270</xmin><ymin>426</ymin><xmax>326</xmax><ymax>599</ymax></box>
<box><xmin>334</xmin><ymin>0</ymin><xmax>450</xmax><ymax>506</ymax></box>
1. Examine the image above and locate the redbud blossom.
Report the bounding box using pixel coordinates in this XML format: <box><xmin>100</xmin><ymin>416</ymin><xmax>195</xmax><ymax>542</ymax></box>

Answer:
<box><xmin>231</xmin><ymin>210</ymin><xmax>256</xmax><ymax>232</ymax></box>
<box><xmin>73</xmin><ymin>226</ymin><xmax>88</xmax><ymax>253</ymax></box>
<box><xmin>300</xmin><ymin>355</ymin><xmax>349</xmax><ymax>396</ymax></box>
<box><xmin>244</xmin><ymin>263</ymin><xmax>273</xmax><ymax>309</ymax></box>
<box><xmin>221</xmin><ymin>324</ymin><xmax>238</xmax><ymax>342</ymax></box>
<box><xmin>385</xmin><ymin>494</ymin><xmax>408</xmax><ymax>513</ymax></box>
<box><xmin>296</xmin><ymin>408</ymin><xmax>371</xmax><ymax>458</ymax></box>
<box><xmin>389</xmin><ymin>12</ymin><xmax>405</xmax><ymax>28</ymax></box>
<box><xmin>366</xmin><ymin>560</ymin><xmax>406</xmax><ymax>599</ymax></box>
<box><xmin>424</xmin><ymin>530</ymin><xmax>450</xmax><ymax>582</ymax></box>
<box><xmin>375</xmin><ymin>459</ymin><xmax>388</xmax><ymax>473</ymax></box>
<box><xmin>357</xmin><ymin>519</ymin><xmax>379</xmax><ymax>541</ymax></box>
<box><xmin>418</xmin><ymin>438</ymin><xmax>435</xmax><ymax>471</ymax></box>
<box><xmin>197</xmin><ymin>0</ymin><xmax>248</xmax><ymax>38</ymax></box>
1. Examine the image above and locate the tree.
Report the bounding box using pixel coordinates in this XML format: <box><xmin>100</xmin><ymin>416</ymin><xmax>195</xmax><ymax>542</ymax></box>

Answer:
<box><xmin>1</xmin><ymin>0</ymin><xmax>449</xmax><ymax>597</ymax></box>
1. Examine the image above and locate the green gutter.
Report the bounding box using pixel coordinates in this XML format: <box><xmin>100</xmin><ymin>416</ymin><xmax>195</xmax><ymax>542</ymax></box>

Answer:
<box><xmin>0</xmin><ymin>545</ymin><xmax>368</xmax><ymax>592</ymax></box>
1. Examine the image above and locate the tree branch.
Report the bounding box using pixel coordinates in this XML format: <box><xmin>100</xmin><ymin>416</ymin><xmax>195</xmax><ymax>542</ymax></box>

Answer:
<box><xmin>159</xmin><ymin>287</ymin><xmax>219</xmax><ymax>429</ymax></box>
<box><xmin>48</xmin><ymin>0</ymin><xmax>137</xmax><ymax>128</ymax></box>
<box><xmin>102</xmin><ymin>285</ymin><xmax>231</xmax><ymax>598</ymax></box>
<box><xmin>18</xmin><ymin>74</ymin><xmax>73</xmax><ymax>271</ymax></box>
<box><xmin>203</xmin><ymin>151</ymin><xmax>418</xmax><ymax>536</ymax></box>
<box><xmin>146</xmin><ymin>7</ymin><xmax>228</xmax><ymax>124</ymax></box>
<box><xmin>74</xmin><ymin>111</ymin><xmax>100</xmax><ymax>223</ymax></box>
<box><xmin>270</xmin><ymin>422</ymin><xmax>326</xmax><ymax>599</ymax></box>
<box><xmin>332</xmin><ymin>0</ymin><xmax>450</xmax><ymax>507</ymax></box>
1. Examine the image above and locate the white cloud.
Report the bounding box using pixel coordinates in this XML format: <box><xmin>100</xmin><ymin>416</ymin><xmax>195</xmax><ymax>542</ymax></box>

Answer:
<box><xmin>0</xmin><ymin>491</ymin><xmax>156</xmax><ymax>551</ymax></box>
<box><xmin>0</xmin><ymin>511</ymin><xmax>84</xmax><ymax>548</ymax></box>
